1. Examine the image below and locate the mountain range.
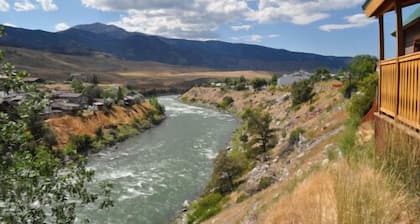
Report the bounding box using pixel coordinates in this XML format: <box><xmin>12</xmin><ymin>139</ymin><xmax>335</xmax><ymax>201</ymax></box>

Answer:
<box><xmin>0</xmin><ymin>23</ymin><xmax>351</xmax><ymax>72</ymax></box>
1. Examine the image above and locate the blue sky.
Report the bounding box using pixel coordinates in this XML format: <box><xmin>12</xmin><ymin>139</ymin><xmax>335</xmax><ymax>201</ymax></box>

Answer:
<box><xmin>0</xmin><ymin>0</ymin><xmax>418</xmax><ymax>58</ymax></box>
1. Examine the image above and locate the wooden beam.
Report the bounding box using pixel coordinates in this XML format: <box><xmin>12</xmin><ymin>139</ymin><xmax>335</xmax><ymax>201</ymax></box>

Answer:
<box><xmin>379</xmin><ymin>15</ymin><xmax>385</xmax><ymax>60</ymax></box>
<box><xmin>395</xmin><ymin>0</ymin><xmax>402</xmax><ymax>117</ymax></box>
<box><xmin>378</xmin><ymin>15</ymin><xmax>384</xmax><ymax>112</ymax></box>
<box><xmin>395</xmin><ymin>0</ymin><xmax>404</xmax><ymax>56</ymax></box>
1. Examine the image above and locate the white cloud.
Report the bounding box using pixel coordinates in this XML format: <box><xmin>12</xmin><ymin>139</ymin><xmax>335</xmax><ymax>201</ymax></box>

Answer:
<box><xmin>14</xmin><ymin>0</ymin><xmax>36</xmax><ymax>11</ymax></box>
<box><xmin>3</xmin><ymin>23</ymin><xmax>16</xmax><ymax>27</ymax></box>
<box><xmin>231</xmin><ymin>24</ymin><xmax>252</xmax><ymax>31</ymax></box>
<box><xmin>0</xmin><ymin>0</ymin><xmax>10</xmax><ymax>11</ymax></box>
<box><xmin>231</xmin><ymin>34</ymin><xmax>263</xmax><ymax>43</ymax></box>
<box><xmin>319</xmin><ymin>13</ymin><xmax>375</xmax><ymax>32</ymax></box>
<box><xmin>108</xmin><ymin>0</ymin><xmax>251</xmax><ymax>39</ymax></box>
<box><xmin>268</xmin><ymin>34</ymin><xmax>280</xmax><ymax>38</ymax></box>
<box><xmin>55</xmin><ymin>22</ymin><xmax>70</xmax><ymax>31</ymax></box>
<box><xmin>35</xmin><ymin>0</ymin><xmax>58</xmax><ymax>11</ymax></box>
<box><xmin>250</xmin><ymin>0</ymin><xmax>364</xmax><ymax>25</ymax></box>
<box><xmin>80</xmin><ymin>0</ymin><xmax>366</xmax><ymax>39</ymax></box>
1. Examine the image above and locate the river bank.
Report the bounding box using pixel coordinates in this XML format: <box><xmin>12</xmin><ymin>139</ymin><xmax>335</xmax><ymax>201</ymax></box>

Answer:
<box><xmin>46</xmin><ymin>100</ymin><xmax>165</xmax><ymax>152</ymax></box>
<box><xmin>75</xmin><ymin>96</ymin><xmax>239</xmax><ymax>223</ymax></box>
<box><xmin>177</xmin><ymin>80</ymin><xmax>351</xmax><ymax>223</ymax></box>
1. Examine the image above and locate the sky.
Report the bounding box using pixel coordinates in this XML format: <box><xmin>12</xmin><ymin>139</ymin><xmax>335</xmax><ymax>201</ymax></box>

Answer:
<box><xmin>0</xmin><ymin>0</ymin><xmax>418</xmax><ymax>58</ymax></box>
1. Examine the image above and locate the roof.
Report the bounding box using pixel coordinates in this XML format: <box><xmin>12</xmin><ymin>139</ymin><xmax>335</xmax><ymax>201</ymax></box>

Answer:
<box><xmin>362</xmin><ymin>0</ymin><xmax>372</xmax><ymax>10</ymax></box>
<box><xmin>403</xmin><ymin>6</ymin><xmax>420</xmax><ymax>27</ymax></box>
<box><xmin>58</xmin><ymin>93</ymin><xmax>82</xmax><ymax>98</ymax></box>
<box><xmin>391</xmin><ymin>6</ymin><xmax>420</xmax><ymax>36</ymax></box>
<box><xmin>363</xmin><ymin>0</ymin><xmax>419</xmax><ymax>17</ymax></box>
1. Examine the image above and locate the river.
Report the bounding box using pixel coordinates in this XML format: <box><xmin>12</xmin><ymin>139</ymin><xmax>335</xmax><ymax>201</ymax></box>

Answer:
<box><xmin>78</xmin><ymin>95</ymin><xmax>238</xmax><ymax>224</ymax></box>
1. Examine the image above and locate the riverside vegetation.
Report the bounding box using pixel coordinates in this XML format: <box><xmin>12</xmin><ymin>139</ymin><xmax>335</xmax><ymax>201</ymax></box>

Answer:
<box><xmin>0</xmin><ymin>29</ymin><xmax>166</xmax><ymax>223</ymax></box>
<box><xmin>180</xmin><ymin>55</ymin><xmax>419</xmax><ymax>224</ymax></box>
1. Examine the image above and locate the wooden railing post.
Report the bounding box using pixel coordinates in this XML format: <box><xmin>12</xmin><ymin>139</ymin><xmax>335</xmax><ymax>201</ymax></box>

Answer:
<box><xmin>395</xmin><ymin>0</ymin><xmax>403</xmax><ymax>117</ymax></box>
<box><xmin>378</xmin><ymin>15</ymin><xmax>384</xmax><ymax>112</ymax></box>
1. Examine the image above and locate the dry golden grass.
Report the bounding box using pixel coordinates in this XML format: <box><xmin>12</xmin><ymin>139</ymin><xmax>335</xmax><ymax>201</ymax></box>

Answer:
<box><xmin>260</xmin><ymin>160</ymin><xmax>415</xmax><ymax>224</ymax></box>
<box><xmin>46</xmin><ymin>103</ymin><xmax>153</xmax><ymax>147</ymax></box>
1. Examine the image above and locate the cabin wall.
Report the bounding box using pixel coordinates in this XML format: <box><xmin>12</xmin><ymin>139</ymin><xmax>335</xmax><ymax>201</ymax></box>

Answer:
<box><xmin>404</xmin><ymin>22</ymin><xmax>420</xmax><ymax>54</ymax></box>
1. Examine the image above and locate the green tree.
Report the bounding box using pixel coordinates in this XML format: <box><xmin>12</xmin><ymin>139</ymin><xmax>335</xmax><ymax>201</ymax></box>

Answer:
<box><xmin>210</xmin><ymin>150</ymin><xmax>245</xmax><ymax>194</ymax></box>
<box><xmin>149</xmin><ymin>97</ymin><xmax>165</xmax><ymax>115</ymax></box>
<box><xmin>270</xmin><ymin>74</ymin><xmax>277</xmax><ymax>86</ymax></box>
<box><xmin>0</xmin><ymin>29</ymin><xmax>112</xmax><ymax>223</ymax></box>
<box><xmin>117</xmin><ymin>86</ymin><xmax>124</xmax><ymax>101</ymax></box>
<box><xmin>348</xmin><ymin>73</ymin><xmax>378</xmax><ymax>118</ymax></box>
<box><xmin>311</xmin><ymin>68</ymin><xmax>331</xmax><ymax>83</ymax></box>
<box><xmin>291</xmin><ymin>80</ymin><xmax>314</xmax><ymax>106</ymax></box>
<box><xmin>91</xmin><ymin>74</ymin><xmax>99</xmax><ymax>85</ymax></box>
<box><xmin>241</xmin><ymin>107</ymin><xmax>276</xmax><ymax>153</ymax></box>
<box><xmin>71</xmin><ymin>79</ymin><xmax>84</xmax><ymax>93</ymax></box>
<box><xmin>83</xmin><ymin>85</ymin><xmax>103</xmax><ymax>104</ymax></box>
<box><xmin>250</xmin><ymin>78</ymin><xmax>267</xmax><ymax>90</ymax></box>
<box><xmin>239</xmin><ymin>75</ymin><xmax>246</xmax><ymax>83</ymax></box>
<box><xmin>349</xmin><ymin>55</ymin><xmax>377</xmax><ymax>81</ymax></box>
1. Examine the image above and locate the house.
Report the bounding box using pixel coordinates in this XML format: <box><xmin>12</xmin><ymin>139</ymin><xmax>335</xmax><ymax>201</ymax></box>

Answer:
<box><xmin>57</xmin><ymin>92</ymin><xmax>87</xmax><ymax>106</ymax></box>
<box><xmin>23</xmin><ymin>77</ymin><xmax>44</xmax><ymax>84</ymax></box>
<box><xmin>277</xmin><ymin>70</ymin><xmax>312</xmax><ymax>86</ymax></box>
<box><xmin>391</xmin><ymin>6</ymin><xmax>420</xmax><ymax>54</ymax></box>
<box><xmin>51</xmin><ymin>101</ymin><xmax>80</xmax><ymax>113</ymax></box>
<box><xmin>362</xmin><ymin>0</ymin><xmax>420</xmax><ymax>151</ymax></box>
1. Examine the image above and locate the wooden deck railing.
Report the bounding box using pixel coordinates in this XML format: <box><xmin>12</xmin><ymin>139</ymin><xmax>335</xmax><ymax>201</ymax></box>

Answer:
<box><xmin>379</xmin><ymin>52</ymin><xmax>420</xmax><ymax>130</ymax></box>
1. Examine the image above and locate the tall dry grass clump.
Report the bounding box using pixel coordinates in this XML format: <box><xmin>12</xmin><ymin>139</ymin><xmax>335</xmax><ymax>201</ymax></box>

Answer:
<box><xmin>334</xmin><ymin>161</ymin><xmax>412</xmax><ymax>224</ymax></box>
<box><xmin>262</xmin><ymin>160</ymin><xmax>414</xmax><ymax>224</ymax></box>
<box><xmin>379</xmin><ymin>123</ymin><xmax>420</xmax><ymax>194</ymax></box>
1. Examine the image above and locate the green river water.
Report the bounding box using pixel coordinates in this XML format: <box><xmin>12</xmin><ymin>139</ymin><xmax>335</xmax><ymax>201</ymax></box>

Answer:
<box><xmin>77</xmin><ymin>95</ymin><xmax>238</xmax><ymax>224</ymax></box>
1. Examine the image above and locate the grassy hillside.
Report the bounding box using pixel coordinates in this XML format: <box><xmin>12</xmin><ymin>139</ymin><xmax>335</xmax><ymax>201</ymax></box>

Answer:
<box><xmin>3</xmin><ymin>46</ymin><xmax>271</xmax><ymax>91</ymax></box>
<box><xmin>180</xmin><ymin>79</ymin><xmax>419</xmax><ymax>224</ymax></box>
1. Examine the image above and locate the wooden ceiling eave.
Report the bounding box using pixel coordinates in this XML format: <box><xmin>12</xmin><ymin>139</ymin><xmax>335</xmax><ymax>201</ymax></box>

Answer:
<box><xmin>364</xmin><ymin>0</ymin><xmax>420</xmax><ymax>17</ymax></box>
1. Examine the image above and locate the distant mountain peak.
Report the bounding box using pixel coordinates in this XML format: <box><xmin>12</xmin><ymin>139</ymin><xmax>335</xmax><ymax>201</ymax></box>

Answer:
<box><xmin>70</xmin><ymin>23</ymin><xmax>135</xmax><ymax>39</ymax></box>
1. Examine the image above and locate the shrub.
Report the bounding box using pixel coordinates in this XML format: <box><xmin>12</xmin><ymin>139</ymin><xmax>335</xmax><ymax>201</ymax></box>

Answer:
<box><xmin>289</xmin><ymin>128</ymin><xmax>304</xmax><ymax>146</ymax></box>
<box><xmin>69</xmin><ymin>135</ymin><xmax>92</xmax><ymax>153</ymax></box>
<box><xmin>258</xmin><ymin>176</ymin><xmax>274</xmax><ymax>191</ymax></box>
<box><xmin>236</xmin><ymin>193</ymin><xmax>248</xmax><ymax>203</ymax></box>
<box><xmin>218</xmin><ymin>96</ymin><xmax>234</xmax><ymax>109</ymax></box>
<box><xmin>187</xmin><ymin>193</ymin><xmax>223</xmax><ymax>224</ymax></box>
<box><xmin>95</xmin><ymin>127</ymin><xmax>104</xmax><ymax>139</ymax></box>
<box><xmin>71</xmin><ymin>79</ymin><xmax>84</xmax><ymax>93</ymax></box>
<box><xmin>149</xmin><ymin>97</ymin><xmax>165</xmax><ymax>115</ymax></box>
<box><xmin>251</xmin><ymin>78</ymin><xmax>267</xmax><ymax>90</ymax></box>
<box><xmin>291</xmin><ymin>80</ymin><xmax>314</xmax><ymax>106</ymax></box>
<box><xmin>207</xmin><ymin>149</ymin><xmax>248</xmax><ymax>194</ymax></box>
<box><xmin>348</xmin><ymin>73</ymin><xmax>378</xmax><ymax>119</ymax></box>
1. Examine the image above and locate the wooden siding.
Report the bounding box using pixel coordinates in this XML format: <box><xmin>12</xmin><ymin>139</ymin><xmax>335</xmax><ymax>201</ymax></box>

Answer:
<box><xmin>379</xmin><ymin>52</ymin><xmax>420</xmax><ymax>130</ymax></box>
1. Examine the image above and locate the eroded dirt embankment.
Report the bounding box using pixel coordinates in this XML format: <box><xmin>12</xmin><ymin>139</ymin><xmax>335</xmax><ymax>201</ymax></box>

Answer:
<box><xmin>46</xmin><ymin>103</ymin><xmax>154</xmax><ymax>147</ymax></box>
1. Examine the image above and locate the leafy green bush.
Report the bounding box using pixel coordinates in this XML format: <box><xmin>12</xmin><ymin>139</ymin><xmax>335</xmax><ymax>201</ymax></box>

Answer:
<box><xmin>71</xmin><ymin>79</ymin><xmax>84</xmax><ymax>93</ymax></box>
<box><xmin>348</xmin><ymin>73</ymin><xmax>378</xmax><ymax>119</ymax></box>
<box><xmin>251</xmin><ymin>78</ymin><xmax>267</xmax><ymax>90</ymax></box>
<box><xmin>310</xmin><ymin>67</ymin><xmax>331</xmax><ymax>83</ymax></box>
<box><xmin>236</xmin><ymin>193</ymin><xmax>249</xmax><ymax>203</ymax></box>
<box><xmin>289</xmin><ymin>128</ymin><xmax>304</xmax><ymax>146</ymax></box>
<box><xmin>258</xmin><ymin>176</ymin><xmax>274</xmax><ymax>191</ymax></box>
<box><xmin>207</xmin><ymin>149</ymin><xmax>249</xmax><ymax>194</ymax></box>
<box><xmin>291</xmin><ymin>80</ymin><xmax>314</xmax><ymax>106</ymax></box>
<box><xmin>69</xmin><ymin>135</ymin><xmax>93</xmax><ymax>153</ymax></box>
<box><xmin>218</xmin><ymin>96</ymin><xmax>234</xmax><ymax>109</ymax></box>
<box><xmin>187</xmin><ymin>193</ymin><xmax>223</xmax><ymax>224</ymax></box>
<box><xmin>149</xmin><ymin>97</ymin><xmax>165</xmax><ymax>115</ymax></box>
<box><xmin>348</xmin><ymin>55</ymin><xmax>377</xmax><ymax>81</ymax></box>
